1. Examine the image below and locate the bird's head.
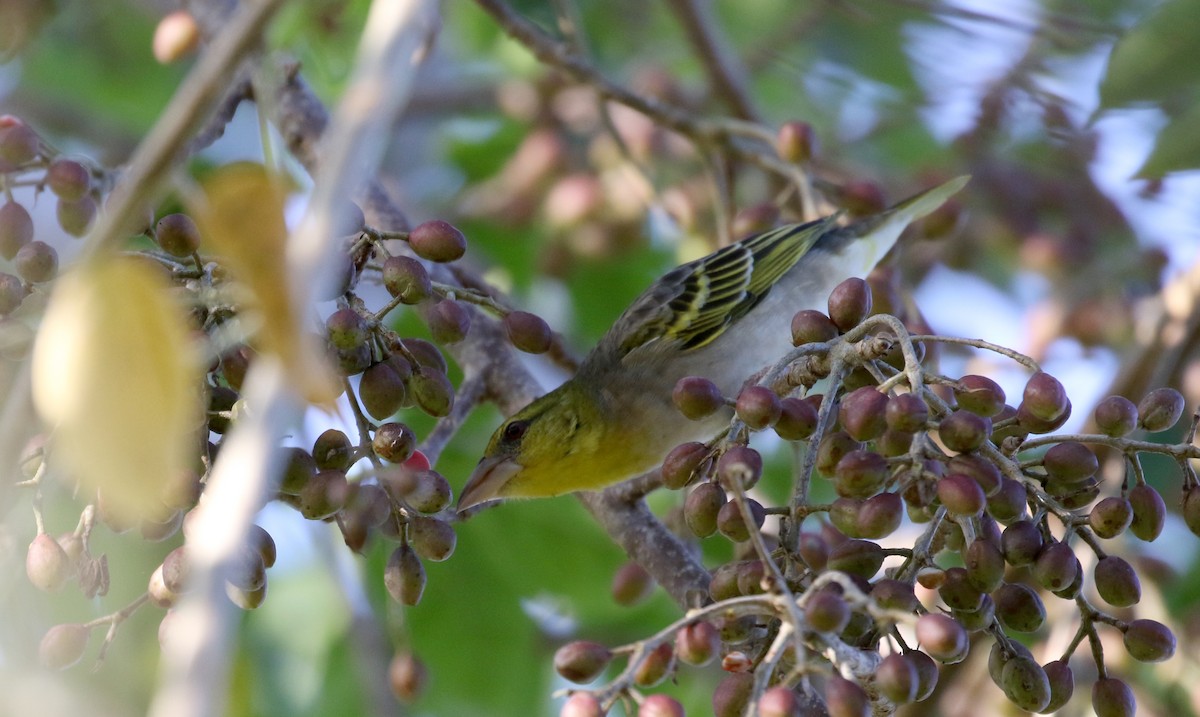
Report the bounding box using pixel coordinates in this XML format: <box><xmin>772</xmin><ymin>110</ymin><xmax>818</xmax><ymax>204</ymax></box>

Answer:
<box><xmin>457</xmin><ymin>379</ymin><xmax>658</xmax><ymax>512</ymax></box>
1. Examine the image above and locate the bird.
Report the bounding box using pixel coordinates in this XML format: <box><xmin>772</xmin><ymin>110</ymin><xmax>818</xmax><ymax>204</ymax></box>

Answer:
<box><xmin>457</xmin><ymin>176</ymin><xmax>968</xmax><ymax>512</ymax></box>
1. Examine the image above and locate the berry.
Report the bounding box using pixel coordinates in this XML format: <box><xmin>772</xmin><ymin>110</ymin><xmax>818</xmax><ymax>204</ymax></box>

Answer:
<box><xmin>0</xmin><ymin>121</ymin><xmax>38</xmax><ymax>165</ymax></box>
<box><xmin>313</xmin><ymin>428</ymin><xmax>354</xmax><ymax>471</ymax></box>
<box><xmin>384</xmin><ymin>545</ymin><xmax>425</xmax><ymax>605</ymax></box>
<box><xmin>839</xmin><ymin>387</ymin><xmax>888</xmax><ymax>441</ymax></box>
<box><xmin>805</xmin><ymin>589</ymin><xmax>850</xmax><ymax>633</ymax></box>
<box><xmin>408</xmin><ymin>516</ymin><xmax>457</xmax><ymax>561</ymax></box>
<box><xmin>775</xmin><ymin>396</ymin><xmax>818</xmax><ymax>440</ymax></box>
<box><xmin>790</xmin><ymin>309</ymin><xmax>839</xmax><ymax>345</ymax></box>
<box><xmin>1138</xmin><ymin>387</ymin><xmax>1185</xmax><ymax>432</ymax></box>
<box><xmin>716</xmin><ymin>498</ymin><xmax>765</xmax><ymax>542</ymax></box>
<box><xmin>828</xmin><ymin>278</ymin><xmax>872</xmax><ymax>331</ymax></box>
<box><xmin>56</xmin><ymin>196</ymin><xmax>97</xmax><ymax>237</ymax></box>
<box><xmin>661</xmin><ymin>442</ymin><xmax>707</xmax><ymax>489</ymax></box>
<box><xmin>388</xmin><ymin>651</ymin><xmax>429</xmax><ymax>704</ymax></box>
<box><xmin>410</xmin><ymin>366</ymin><xmax>454</xmax><ymax>417</ymax></box>
<box><xmin>554</xmin><ymin>641</ymin><xmax>612</xmax><ymax>683</ymax></box>
<box><xmin>39</xmin><ymin>624</ymin><xmax>91</xmax><ymax>670</ymax></box>
<box><xmin>1122</xmin><ymin>618</ymin><xmax>1176</xmax><ymax>662</ymax></box>
<box><xmin>716</xmin><ymin>445</ymin><xmax>762</xmax><ymax>490</ymax></box>
<box><xmin>408</xmin><ymin>220</ymin><xmax>466</xmax><ymax>262</ymax></box>
<box><xmin>504</xmin><ymin>310</ymin><xmax>552</xmax><ymax>353</ymax></box>
<box><xmin>14</xmin><ymin>240</ymin><xmax>57</xmax><ymax>283</ymax></box>
<box><xmin>1089</xmin><ymin>496</ymin><xmax>1133</xmax><ymax>539</ymax></box>
<box><xmin>359</xmin><ymin>362</ymin><xmax>409</xmax><ymax>420</ymax></box>
<box><xmin>777</xmin><ymin>120</ymin><xmax>816</xmax><ymax>163</ymax></box>
<box><xmin>684</xmin><ymin>482</ymin><xmax>725</xmax><ymax>538</ymax></box>
<box><xmin>0</xmin><ymin>272</ymin><xmax>26</xmax><ymax>315</ymax></box>
<box><xmin>1094</xmin><ymin>395</ymin><xmax>1138</xmax><ymax>437</ymax></box>
<box><xmin>326</xmin><ymin>307</ymin><xmax>370</xmax><ymax>351</ymax></box>
<box><xmin>45</xmin><ymin>158</ymin><xmax>90</xmax><ymax>201</ymax></box>
<box><xmin>938</xmin><ymin>410</ymin><xmax>991</xmax><ymax>453</ymax></box>
<box><xmin>1127</xmin><ymin>483</ymin><xmax>1166</xmax><ymax>541</ymax></box>
<box><xmin>611</xmin><ymin>561</ymin><xmax>654</xmax><ymax>606</ymax></box>
<box><xmin>1094</xmin><ymin>555</ymin><xmax>1140</xmax><ymax>607</ymax></box>
<box><xmin>937</xmin><ymin>474</ymin><xmax>985</xmax><ymax>517</ymax></box>
<box><xmin>825</xmin><ymin>675</ymin><xmax>869</xmax><ymax>717</ymax></box>
<box><xmin>373</xmin><ymin>421</ymin><xmax>416</xmax><ymax>463</ymax></box>
<box><xmin>735</xmin><ymin>385</ymin><xmax>781</xmax><ymax>429</ymax></box>
<box><xmin>0</xmin><ymin>201</ymin><xmax>34</xmax><ymax>259</ymax></box>
<box><xmin>152</xmin><ymin>10</ymin><xmax>201</xmax><ymax>63</ymax></box>
<box><xmin>155</xmin><ymin>213</ymin><xmax>202</xmax><ymax>257</ymax></box>
<box><xmin>26</xmin><ymin>534</ymin><xmax>71</xmax><ymax>591</ymax></box>
<box><xmin>885</xmin><ymin>392</ymin><xmax>928</xmax><ymax>432</ymax></box>
<box><xmin>954</xmin><ymin>375</ymin><xmax>1006</xmax><ymax>417</ymax></box>
<box><xmin>673</xmin><ymin>376</ymin><xmax>724</xmax><ymax>420</ymax></box>
<box><xmin>426</xmin><ymin>299</ymin><xmax>471</xmax><ymax>344</ymax></box>
<box><xmin>1091</xmin><ymin>678</ymin><xmax>1135</xmax><ymax>717</ymax></box>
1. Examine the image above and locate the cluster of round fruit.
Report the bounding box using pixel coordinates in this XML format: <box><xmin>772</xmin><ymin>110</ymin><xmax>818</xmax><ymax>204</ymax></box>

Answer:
<box><xmin>551</xmin><ymin>278</ymin><xmax>1186</xmax><ymax>716</ymax></box>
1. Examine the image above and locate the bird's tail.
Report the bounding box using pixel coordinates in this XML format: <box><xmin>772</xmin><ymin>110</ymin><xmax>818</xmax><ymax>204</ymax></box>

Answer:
<box><xmin>817</xmin><ymin>175</ymin><xmax>970</xmax><ymax>274</ymax></box>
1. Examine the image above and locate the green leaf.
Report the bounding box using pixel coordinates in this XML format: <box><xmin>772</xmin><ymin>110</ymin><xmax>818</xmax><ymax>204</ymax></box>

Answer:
<box><xmin>1136</xmin><ymin>100</ymin><xmax>1200</xmax><ymax>177</ymax></box>
<box><xmin>1099</xmin><ymin>0</ymin><xmax>1200</xmax><ymax>108</ymax></box>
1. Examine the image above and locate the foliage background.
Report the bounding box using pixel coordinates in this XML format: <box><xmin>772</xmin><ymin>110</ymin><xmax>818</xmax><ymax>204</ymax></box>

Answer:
<box><xmin>1</xmin><ymin>0</ymin><xmax>1199</xmax><ymax>715</ymax></box>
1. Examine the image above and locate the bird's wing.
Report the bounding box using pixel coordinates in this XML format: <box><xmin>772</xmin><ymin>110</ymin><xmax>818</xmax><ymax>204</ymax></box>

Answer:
<box><xmin>603</xmin><ymin>215</ymin><xmax>840</xmax><ymax>360</ymax></box>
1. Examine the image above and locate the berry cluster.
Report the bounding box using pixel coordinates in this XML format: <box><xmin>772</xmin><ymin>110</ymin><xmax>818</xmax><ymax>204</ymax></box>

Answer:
<box><xmin>9</xmin><ymin>114</ymin><xmax>559</xmax><ymax>704</ymax></box>
<box><xmin>554</xmin><ymin>277</ymin><xmax>1191</xmax><ymax>716</ymax></box>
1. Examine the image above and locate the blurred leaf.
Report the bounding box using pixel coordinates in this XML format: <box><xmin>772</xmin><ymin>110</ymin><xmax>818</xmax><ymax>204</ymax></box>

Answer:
<box><xmin>31</xmin><ymin>256</ymin><xmax>202</xmax><ymax>523</ymax></box>
<box><xmin>1136</xmin><ymin>100</ymin><xmax>1200</xmax><ymax>176</ymax></box>
<box><xmin>198</xmin><ymin>162</ymin><xmax>341</xmax><ymax>407</ymax></box>
<box><xmin>1099</xmin><ymin>0</ymin><xmax>1200</xmax><ymax>108</ymax></box>
<box><xmin>18</xmin><ymin>2</ymin><xmax>185</xmax><ymax>134</ymax></box>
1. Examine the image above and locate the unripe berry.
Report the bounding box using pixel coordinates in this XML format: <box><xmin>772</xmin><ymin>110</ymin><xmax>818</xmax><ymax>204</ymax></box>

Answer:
<box><xmin>279</xmin><ymin>447</ymin><xmax>316</xmax><ymax>495</ymax></box>
<box><xmin>632</xmin><ymin>642</ymin><xmax>674</xmax><ymax>687</ymax></box>
<box><xmin>326</xmin><ymin>308</ymin><xmax>370</xmax><ymax>351</ymax></box>
<box><xmin>937</xmin><ymin>474</ymin><xmax>986</xmax><ymax>517</ymax></box>
<box><xmin>716</xmin><ymin>445</ymin><xmax>762</xmax><ymax>490</ymax></box>
<box><xmin>827</xmin><ymin>277</ymin><xmax>872</xmax><ymax>331</ymax></box>
<box><xmin>805</xmin><ymin>589</ymin><xmax>850</xmax><ymax>633</ymax></box>
<box><xmin>1185</xmin><ymin>485</ymin><xmax>1200</xmax><ymax>537</ymax></box>
<box><xmin>504</xmin><ymin>310</ymin><xmax>552</xmax><ymax>353</ymax></box>
<box><xmin>954</xmin><ymin>375</ymin><xmax>1006</xmax><ymax>417</ymax></box>
<box><xmin>661</xmin><ymin>442</ymin><xmax>707</xmax><ymax>489</ymax></box>
<box><xmin>1095</xmin><ymin>395</ymin><xmax>1138</xmax><ymax>437</ymax></box>
<box><xmin>1092</xmin><ymin>677</ymin><xmax>1135</xmax><ymax>717</ymax></box>
<box><xmin>1089</xmin><ymin>496</ymin><xmax>1133</xmax><ymax>539</ymax></box>
<box><xmin>1000</xmin><ymin>655</ymin><xmax>1050</xmax><ymax>712</ymax></box>
<box><xmin>14</xmin><ymin>240</ymin><xmax>57</xmax><ymax>283</ymax></box>
<box><xmin>833</xmin><ymin>449</ymin><xmax>887</xmax><ymax>499</ymax></box>
<box><xmin>152</xmin><ymin>10</ymin><xmax>201</xmax><ymax>63</ymax></box>
<box><xmin>856</xmin><ymin>491</ymin><xmax>903</xmax><ymax>539</ymax></box>
<box><xmin>26</xmin><ymin>534</ymin><xmax>71</xmax><ymax>591</ymax></box>
<box><xmin>1094</xmin><ymin>555</ymin><xmax>1140</xmax><ymax>607</ymax></box>
<box><xmin>611</xmin><ymin>561</ymin><xmax>654</xmax><ymax>606</ymax></box>
<box><xmin>735</xmin><ymin>385</ymin><xmax>781</xmax><ymax>429</ymax></box>
<box><xmin>1042</xmin><ymin>659</ymin><xmax>1074</xmax><ymax>713</ymax></box>
<box><xmin>0</xmin><ymin>201</ymin><xmax>34</xmax><ymax>259</ymax></box>
<box><xmin>938</xmin><ymin>566</ymin><xmax>984</xmax><ymax>612</ymax></box>
<box><xmin>672</xmin><ymin>376</ymin><xmax>724</xmax><ymax>420</ymax></box>
<box><xmin>382</xmin><ymin>255</ymin><xmax>431</xmax><ymax>303</ymax></box>
<box><xmin>384</xmin><ymin>545</ymin><xmax>425</xmax><ymax>605</ymax></box>
<box><xmin>987</xmin><ymin>478</ymin><xmax>1027</xmax><ymax>523</ymax></box>
<box><xmin>777</xmin><ymin>120</ymin><xmax>816</xmax><ymax>163</ymax></box>
<box><xmin>1001</xmin><ymin>519</ymin><xmax>1043</xmax><ymax>566</ymax></box>
<box><xmin>560</xmin><ymin>692</ymin><xmax>604</xmax><ymax>717</ymax></box>
<box><xmin>0</xmin><ymin>121</ymin><xmax>38</xmax><ymax>165</ymax></box>
<box><xmin>717</xmin><ymin>498</ymin><xmax>765</xmax><ymax>542</ymax></box>
<box><xmin>638</xmin><ymin>694</ymin><xmax>683</xmax><ymax>717</ymax></box>
<box><xmin>410</xmin><ymin>366</ymin><xmax>455</xmax><ymax>418</ymax></box>
<box><xmin>39</xmin><ymin>623</ymin><xmax>91</xmax><ymax>670</ymax></box>
<box><xmin>797</xmin><ymin>532</ymin><xmax>830</xmax><ymax>572</ymax></box>
<box><xmin>408</xmin><ymin>516</ymin><xmax>456</xmax><ymax>562</ymax></box>
<box><xmin>678</xmin><ymin>620</ymin><xmax>727</xmax><ymax>663</ymax></box>
<box><xmin>313</xmin><ymin>429</ymin><xmax>354</xmax><ymax>471</ymax></box>
<box><xmin>938</xmin><ymin>410</ymin><xmax>991</xmax><ymax>453</ymax></box>
<box><xmin>708</xmin><ymin>562</ymin><xmax>741</xmax><ymax>602</ymax></box>
<box><xmin>775</xmin><ymin>397</ymin><xmax>818</xmax><ymax>440</ymax></box>
<box><xmin>790</xmin><ymin>309</ymin><xmax>839</xmax><ymax>345</ymax></box>
<box><xmin>1122</xmin><ymin>618</ymin><xmax>1176</xmax><ymax>662</ymax></box>
<box><xmin>964</xmin><ymin>538</ymin><xmax>1005</xmax><ymax>593</ymax></box>
<box><xmin>885</xmin><ymin>392</ymin><xmax>928</xmax><ymax>432</ymax></box>
<box><xmin>360</xmin><ymin>362</ymin><xmax>409</xmax><ymax>420</ymax></box>
<box><xmin>759</xmin><ymin>686</ymin><xmax>802</xmax><ymax>717</ymax></box>
<box><xmin>712</xmin><ymin>673</ymin><xmax>753</xmax><ymax>717</ymax></box>
<box><xmin>1128</xmin><ymin>483</ymin><xmax>1166</xmax><ymax>541</ymax></box>
<box><xmin>871</xmin><ymin>579</ymin><xmax>918</xmax><ymax>613</ymax></box>
<box><xmin>56</xmin><ymin>196</ymin><xmax>97</xmax><ymax>237</ymax></box>
<box><xmin>406</xmin><ymin>470</ymin><xmax>453</xmax><ymax>514</ymax></box>
<box><xmin>1042</xmin><ymin>441</ymin><xmax>1097</xmax><ymax>483</ymax></box>
<box><xmin>994</xmin><ymin>582</ymin><xmax>1046</xmax><ymax>633</ymax></box>
<box><xmin>0</xmin><ymin>272</ymin><xmax>26</xmax><ymax>314</ymax></box>
<box><xmin>408</xmin><ymin>220</ymin><xmax>467</xmax><ymax>262</ymax></box>
<box><xmin>388</xmin><ymin>651</ymin><xmax>429</xmax><ymax>704</ymax></box>
<box><xmin>839</xmin><ymin>387</ymin><xmax>888</xmax><ymax>441</ymax></box>
<box><xmin>45</xmin><ymin>158</ymin><xmax>91</xmax><ymax>202</ymax></box>
<box><xmin>1032</xmin><ymin>541</ymin><xmax>1079</xmax><ymax>592</ymax></box>
<box><xmin>373</xmin><ymin>421</ymin><xmax>416</xmax><ymax>463</ymax></box>
<box><xmin>1138</xmin><ymin>387</ymin><xmax>1185</xmax><ymax>431</ymax></box>
<box><xmin>826</xmin><ymin>674</ymin><xmax>869</xmax><ymax>717</ymax></box>
<box><xmin>840</xmin><ymin>180</ymin><xmax>886</xmax><ymax>216</ymax></box>
<box><xmin>827</xmin><ymin>539</ymin><xmax>884</xmax><ymax>579</ymax></box>
<box><xmin>816</xmin><ymin>430</ymin><xmax>860</xmax><ymax>474</ymax></box>
<box><xmin>297</xmin><ymin>469</ymin><xmax>349</xmax><ymax>520</ymax></box>
<box><xmin>684</xmin><ymin>482</ymin><xmax>725</xmax><ymax>538</ymax></box>
<box><xmin>554</xmin><ymin>641</ymin><xmax>612</xmax><ymax>683</ymax></box>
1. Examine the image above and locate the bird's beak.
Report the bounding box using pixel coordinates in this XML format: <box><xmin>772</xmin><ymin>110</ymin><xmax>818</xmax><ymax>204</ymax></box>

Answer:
<box><xmin>457</xmin><ymin>455</ymin><xmax>522</xmax><ymax>513</ymax></box>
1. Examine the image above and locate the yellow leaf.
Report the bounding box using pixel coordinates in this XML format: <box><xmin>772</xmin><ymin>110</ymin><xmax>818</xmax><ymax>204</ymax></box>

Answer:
<box><xmin>198</xmin><ymin>162</ymin><xmax>340</xmax><ymax>406</ymax></box>
<box><xmin>31</xmin><ymin>257</ymin><xmax>203</xmax><ymax>523</ymax></box>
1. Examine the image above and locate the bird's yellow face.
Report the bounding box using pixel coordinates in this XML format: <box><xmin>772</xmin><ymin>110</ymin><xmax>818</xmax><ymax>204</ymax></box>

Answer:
<box><xmin>457</xmin><ymin>380</ymin><xmax>661</xmax><ymax>511</ymax></box>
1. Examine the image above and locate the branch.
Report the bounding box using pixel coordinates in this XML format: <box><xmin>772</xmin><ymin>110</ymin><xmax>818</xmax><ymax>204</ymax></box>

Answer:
<box><xmin>663</xmin><ymin>0</ymin><xmax>760</xmax><ymax>121</ymax></box>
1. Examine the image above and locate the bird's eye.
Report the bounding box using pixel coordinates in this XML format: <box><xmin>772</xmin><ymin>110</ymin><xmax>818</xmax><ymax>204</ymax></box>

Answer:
<box><xmin>502</xmin><ymin>420</ymin><xmax>529</xmax><ymax>443</ymax></box>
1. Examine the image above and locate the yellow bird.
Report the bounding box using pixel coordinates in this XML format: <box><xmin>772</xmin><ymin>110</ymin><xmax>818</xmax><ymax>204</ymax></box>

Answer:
<box><xmin>458</xmin><ymin>177</ymin><xmax>968</xmax><ymax>511</ymax></box>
